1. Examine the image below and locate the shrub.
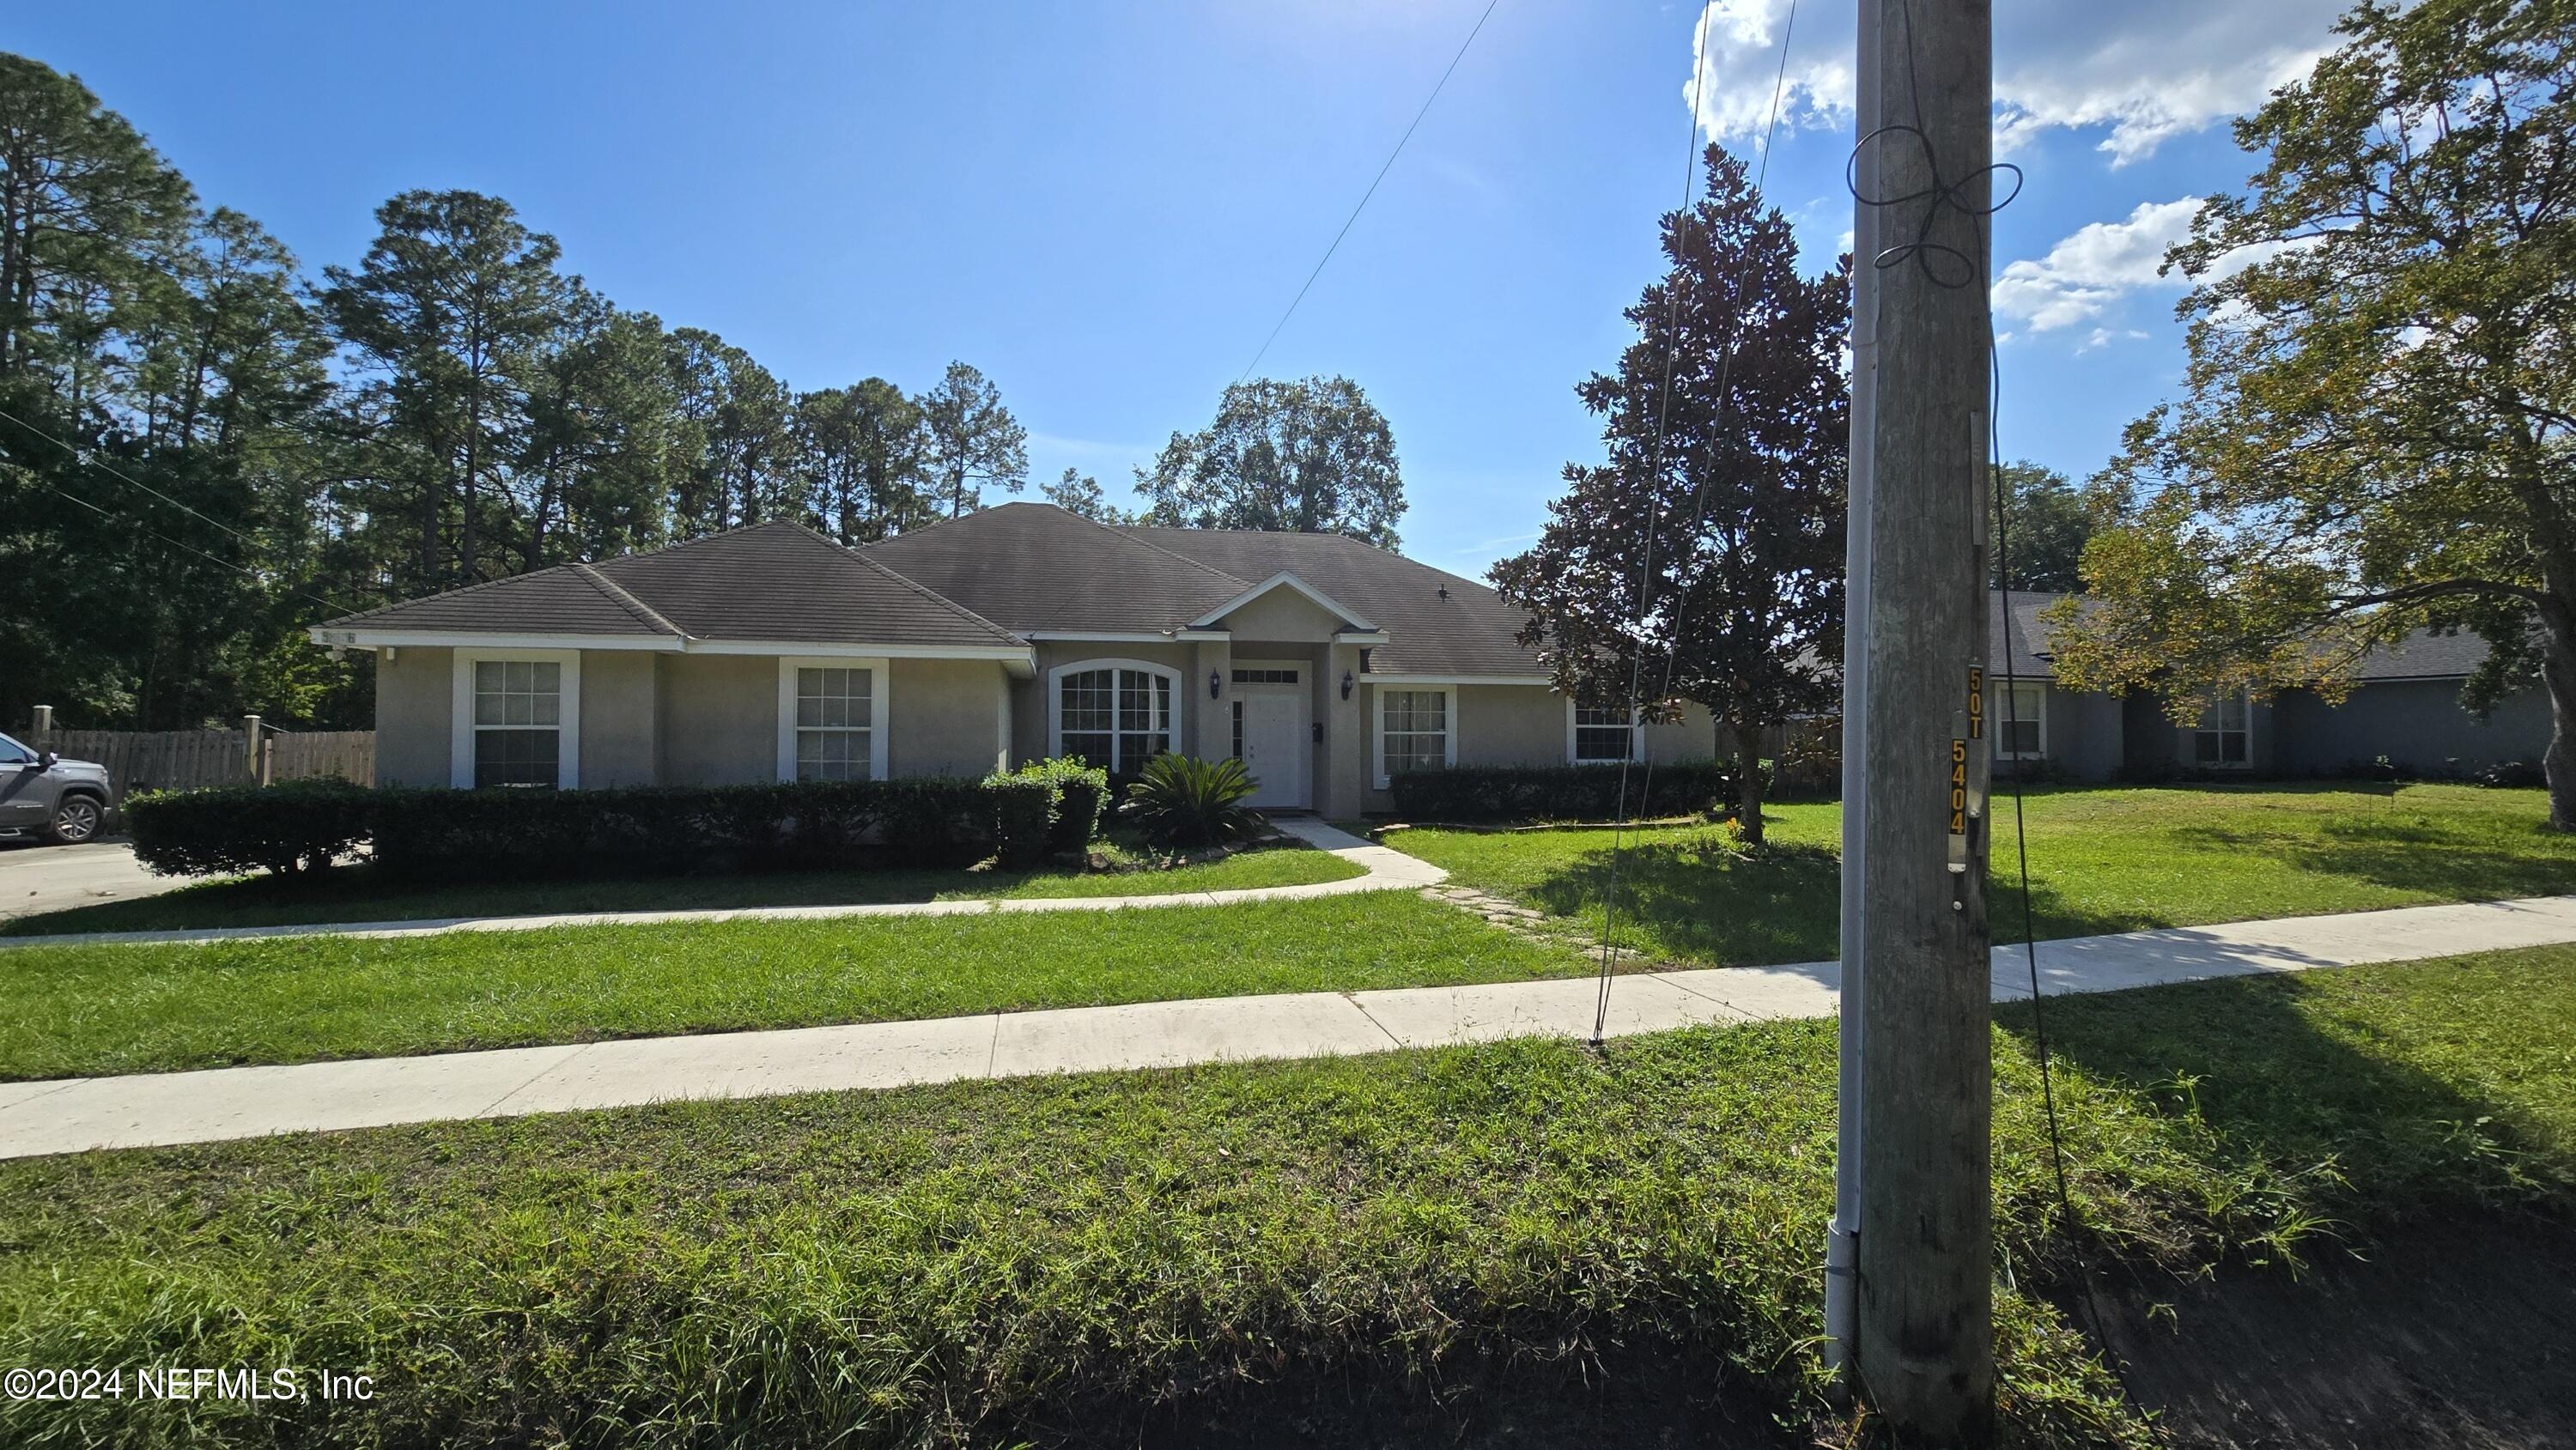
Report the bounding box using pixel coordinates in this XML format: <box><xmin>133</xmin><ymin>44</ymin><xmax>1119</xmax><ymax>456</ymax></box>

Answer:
<box><xmin>1020</xmin><ymin>757</ymin><xmax>1110</xmax><ymax>852</ymax></box>
<box><xmin>133</xmin><ymin>778</ymin><xmax>1005</xmax><ymax>882</ymax></box>
<box><xmin>984</xmin><ymin>772</ymin><xmax>1055</xmax><ymax>868</ymax></box>
<box><xmin>1125</xmin><ymin>754</ymin><xmax>1261</xmax><ymax>847</ymax></box>
<box><xmin>125</xmin><ymin>779</ymin><xmax>374</xmax><ymax>877</ymax></box>
<box><xmin>2479</xmin><ymin>758</ymin><xmax>2547</xmax><ymax>789</ymax></box>
<box><xmin>1387</xmin><ymin>762</ymin><xmax>1736</xmax><ymax>825</ymax></box>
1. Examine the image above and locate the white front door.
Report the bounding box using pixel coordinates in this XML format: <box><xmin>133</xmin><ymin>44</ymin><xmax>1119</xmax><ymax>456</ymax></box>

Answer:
<box><xmin>1233</xmin><ymin>683</ymin><xmax>1309</xmax><ymax>810</ymax></box>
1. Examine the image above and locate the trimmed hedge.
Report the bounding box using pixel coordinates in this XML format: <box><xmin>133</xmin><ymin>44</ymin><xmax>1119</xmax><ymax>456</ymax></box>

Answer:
<box><xmin>983</xmin><ymin>773</ymin><xmax>1055</xmax><ymax>869</ymax></box>
<box><xmin>1388</xmin><ymin>762</ymin><xmax>1739</xmax><ymax>825</ymax></box>
<box><xmin>1021</xmin><ymin>757</ymin><xmax>1110</xmax><ymax>853</ymax></box>
<box><xmin>125</xmin><ymin>778</ymin><xmax>374</xmax><ymax>877</ymax></box>
<box><xmin>125</xmin><ymin>767</ymin><xmax>1122</xmax><ymax>882</ymax></box>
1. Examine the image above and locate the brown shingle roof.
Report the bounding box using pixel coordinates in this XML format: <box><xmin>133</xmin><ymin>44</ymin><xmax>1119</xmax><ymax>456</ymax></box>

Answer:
<box><xmin>1125</xmin><ymin>525</ymin><xmax>1547</xmax><ymax>676</ymax></box>
<box><xmin>321</xmin><ymin>521</ymin><xmax>1024</xmax><ymax>648</ymax></box>
<box><xmin>862</xmin><ymin>503</ymin><xmax>1253</xmax><ymax>634</ymax></box>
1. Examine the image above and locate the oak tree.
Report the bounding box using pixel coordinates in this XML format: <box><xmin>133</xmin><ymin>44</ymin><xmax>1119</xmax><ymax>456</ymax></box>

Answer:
<box><xmin>1492</xmin><ymin>146</ymin><xmax>1848</xmax><ymax>843</ymax></box>
<box><xmin>2050</xmin><ymin>0</ymin><xmax>2576</xmax><ymax>824</ymax></box>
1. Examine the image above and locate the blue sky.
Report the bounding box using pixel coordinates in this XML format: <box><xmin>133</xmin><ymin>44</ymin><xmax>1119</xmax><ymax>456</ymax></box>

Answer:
<box><xmin>17</xmin><ymin>0</ymin><xmax>2353</xmax><ymax>580</ymax></box>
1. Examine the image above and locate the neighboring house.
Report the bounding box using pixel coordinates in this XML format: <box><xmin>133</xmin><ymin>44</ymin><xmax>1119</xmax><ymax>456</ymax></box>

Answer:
<box><xmin>1984</xmin><ymin>591</ymin><xmax>2549</xmax><ymax>781</ymax></box>
<box><xmin>310</xmin><ymin>504</ymin><xmax>1716</xmax><ymax>816</ymax></box>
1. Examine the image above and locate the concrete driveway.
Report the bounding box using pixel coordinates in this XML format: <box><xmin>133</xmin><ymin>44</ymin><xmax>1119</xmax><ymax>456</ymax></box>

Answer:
<box><xmin>0</xmin><ymin>840</ymin><xmax>188</xmax><ymax>924</ymax></box>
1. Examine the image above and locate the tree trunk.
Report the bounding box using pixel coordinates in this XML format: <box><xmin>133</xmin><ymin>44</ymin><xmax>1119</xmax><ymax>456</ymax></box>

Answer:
<box><xmin>2540</xmin><ymin>577</ymin><xmax>2576</xmax><ymax>831</ymax></box>
<box><xmin>1734</xmin><ymin>721</ymin><xmax>1767</xmax><ymax>845</ymax></box>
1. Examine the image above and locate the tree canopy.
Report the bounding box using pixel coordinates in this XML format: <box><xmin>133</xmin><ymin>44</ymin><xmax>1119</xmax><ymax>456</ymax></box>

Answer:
<box><xmin>1138</xmin><ymin>375</ymin><xmax>1406</xmax><ymax>548</ymax></box>
<box><xmin>2047</xmin><ymin>0</ymin><xmax>2576</xmax><ymax>822</ymax></box>
<box><xmin>1491</xmin><ymin>146</ymin><xmax>1848</xmax><ymax>841</ymax></box>
<box><xmin>0</xmin><ymin>52</ymin><xmax>1037</xmax><ymax>730</ymax></box>
<box><xmin>1989</xmin><ymin>461</ymin><xmax>2103</xmax><ymax>594</ymax></box>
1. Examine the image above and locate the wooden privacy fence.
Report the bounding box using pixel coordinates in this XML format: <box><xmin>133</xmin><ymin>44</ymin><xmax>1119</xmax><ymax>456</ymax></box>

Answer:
<box><xmin>25</xmin><ymin>707</ymin><xmax>374</xmax><ymax>799</ymax></box>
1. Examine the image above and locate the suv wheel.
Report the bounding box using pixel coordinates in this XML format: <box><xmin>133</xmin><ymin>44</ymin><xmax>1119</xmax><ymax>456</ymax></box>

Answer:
<box><xmin>44</xmin><ymin>794</ymin><xmax>103</xmax><ymax>845</ymax></box>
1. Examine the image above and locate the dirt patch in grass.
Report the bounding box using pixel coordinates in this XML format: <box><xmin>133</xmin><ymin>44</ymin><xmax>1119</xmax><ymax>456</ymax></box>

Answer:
<box><xmin>2084</xmin><ymin>1210</ymin><xmax>2576</xmax><ymax>1450</ymax></box>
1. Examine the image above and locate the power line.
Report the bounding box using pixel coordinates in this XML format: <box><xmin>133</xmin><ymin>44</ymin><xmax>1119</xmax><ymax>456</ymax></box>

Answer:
<box><xmin>0</xmin><ymin>415</ymin><xmax>364</xmax><ymax>619</ymax></box>
<box><xmin>1233</xmin><ymin>0</ymin><xmax>1504</xmax><ymax>385</ymax></box>
<box><xmin>0</xmin><ymin>403</ymin><xmax>276</xmax><ymax>555</ymax></box>
<box><xmin>1589</xmin><ymin>0</ymin><xmax>1803</xmax><ymax>1045</ymax></box>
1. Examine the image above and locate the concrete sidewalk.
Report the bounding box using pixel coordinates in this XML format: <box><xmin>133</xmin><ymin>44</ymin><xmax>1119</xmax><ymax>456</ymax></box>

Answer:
<box><xmin>7</xmin><ymin>892</ymin><xmax>2573</xmax><ymax>1160</ymax></box>
<box><xmin>0</xmin><ymin>817</ymin><xmax>1444</xmax><ymax>950</ymax></box>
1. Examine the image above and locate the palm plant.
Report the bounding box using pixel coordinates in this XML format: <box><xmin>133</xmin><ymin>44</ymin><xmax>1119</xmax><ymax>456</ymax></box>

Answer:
<box><xmin>1124</xmin><ymin>754</ymin><xmax>1262</xmax><ymax>848</ymax></box>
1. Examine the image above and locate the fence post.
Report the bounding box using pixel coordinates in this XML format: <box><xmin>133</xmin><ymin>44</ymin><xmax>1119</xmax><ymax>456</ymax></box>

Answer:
<box><xmin>258</xmin><ymin>732</ymin><xmax>276</xmax><ymax>787</ymax></box>
<box><xmin>29</xmin><ymin>705</ymin><xmax>51</xmax><ymax>749</ymax></box>
<box><xmin>241</xmin><ymin>715</ymin><xmax>261</xmax><ymax>783</ymax></box>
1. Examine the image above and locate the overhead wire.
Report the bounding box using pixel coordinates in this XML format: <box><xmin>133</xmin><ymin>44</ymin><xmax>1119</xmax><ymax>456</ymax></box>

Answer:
<box><xmin>0</xmin><ymin>408</ymin><xmax>366</xmax><ymax>620</ymax></box>
<box><xmin>1234</xmin><ymin>0</ymin><xmax>1504</xmax><ymax>385</ymax></box>
<box><xmin>1589</xmin><ymin>0</ymin><xmax>1803</xmax><ymax>1045</ymax></box>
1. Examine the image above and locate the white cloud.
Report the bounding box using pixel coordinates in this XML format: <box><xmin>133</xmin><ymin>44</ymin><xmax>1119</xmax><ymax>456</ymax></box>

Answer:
<box><xmin>1990</xmin><ymin>196</ymin><xmax>2201</xmax><ymax>332</ymax></box>
<box><xmin>1991</xmin><ymin>197</ymin><xmax>2306</xmax><ymax>335</ymax></box>
<box><xmin>2076</xmin><ymin>326</ymin><xmax>2148</xmax><ymax>353</ymax></box>
<box><xmin>1685</xmin><ymin>0</ymin><xmax>2345</xmax><ymax>167</ymax></box>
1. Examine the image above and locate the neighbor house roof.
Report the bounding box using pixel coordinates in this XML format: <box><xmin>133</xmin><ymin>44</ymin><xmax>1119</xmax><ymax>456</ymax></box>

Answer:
<box><xmin>316</xmin><ymin>521</ymin><xmax>1024</xmax><ymax>651</ymax></box>
<box><xmin>1990</xmin><ymin>588</ymin><xmax>2498</xmax><ymax>685</ymax></box>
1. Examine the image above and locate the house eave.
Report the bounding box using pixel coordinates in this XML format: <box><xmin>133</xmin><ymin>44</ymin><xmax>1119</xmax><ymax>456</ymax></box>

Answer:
<box><xmin>1184</xmin><ymin>571</ymin><xmax>1381</xmax><ymax>634</ymax></box>
<box><xmin>312</xmin><ymin>627</ymin><xmax>1037</xmax><ymax>676</ymax></box>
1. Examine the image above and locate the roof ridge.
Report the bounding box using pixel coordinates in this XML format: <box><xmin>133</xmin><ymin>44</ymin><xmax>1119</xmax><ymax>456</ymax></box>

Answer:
<box><xmin>1018</xmin><ymin>503</ymin><xmax>1251</xmax><ymax>590</ymax></box>
<box><xmin>780</xmin><ymin>520</ymin><xmax>1029</xmax><ymax>646</ymax></box>
<box><xmin>572</xmin><ymin>561</ymin><xmax>687</xmax><ymax>638</ymax></box>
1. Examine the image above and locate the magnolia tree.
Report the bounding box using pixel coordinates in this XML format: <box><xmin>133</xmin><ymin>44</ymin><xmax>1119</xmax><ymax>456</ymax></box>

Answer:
<box><xmin>1492</xmin><ymin>146</ymin><xmax>1848</xmax><ymax>843</ymax></box>
<box><xmin>2051</xmin><ymin>0</ymin><xmax>2576</xmax><ymax>824</ymax></box>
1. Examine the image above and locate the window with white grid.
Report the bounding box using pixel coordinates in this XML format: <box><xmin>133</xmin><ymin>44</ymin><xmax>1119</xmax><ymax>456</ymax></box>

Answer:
<box><xmin>1571</xmin><ymin>703</ymin><xmax>1639</xmax><ymax>763</ymax></box>
<box><xmin>1053</xmin><ymin>664</ymin><xmax>1174</xmax><ymax>775</ymax></box>
<box><xmin>2192</xmin><ymin>692</ymin><xmax>2250</xmax><ymax>767</ymax></box>
<box><xmin>1376</xmin><ymin>688</ymin><xmax>1451</xmax><ymax>785</ymax></box>
<box><xmin>472</xmin><ymin>659</ymin><xmax>562</xmax><ymax>787</ymax></box>
<box><xmin>793</xmin><ymin>667</ymin><xmax>875</xmax><ymax>781</ymax></box>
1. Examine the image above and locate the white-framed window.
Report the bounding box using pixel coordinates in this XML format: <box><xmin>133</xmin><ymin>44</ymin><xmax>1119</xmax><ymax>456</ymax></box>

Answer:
<box><xmin>1372</xmin><ymin>686</ymin><xmax>1455</xmax><ymax>788</ymax></box>
<box><xmin>2192</xmin><ymin>691</ymin><xmax>2251</xmax><ymax>767</ymax></box>
<box><xmin>1566</xmin><ymin>701</ymin><xmax>1642</xmax><ymax>764</ymax></box>
<box><xmin>451</xmin><ymin>649</ymin><xmax>581</xmax><ymax>789</ymax></box>
<box><xmin>1048</xmin><ymin>658</ymin><xmax>1176</xmax><ymax>775</ymax></box>
<box><xmin>1990</xmin><ymin>680</ymin><xmax>2045</xmax><ymax>760</ymax></box>
<box><xmin>777</xmin><ymin>657</ymin><xmax>890</xmax><ymax>782</ymax></box>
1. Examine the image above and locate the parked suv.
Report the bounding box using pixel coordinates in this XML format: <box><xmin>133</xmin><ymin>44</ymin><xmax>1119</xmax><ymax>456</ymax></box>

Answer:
<box><xmin>0</xmin><ymin>732</ymin><xmax>112</xmax><ymax>844</ymax></box>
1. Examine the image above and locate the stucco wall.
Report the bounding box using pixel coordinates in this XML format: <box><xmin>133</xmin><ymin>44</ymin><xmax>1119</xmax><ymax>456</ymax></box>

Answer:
<box><xmin>1214</xmin><ymin>588</ymin><xmax>1346</xmax><ymax>643</ymax></box>
<box><xmin>374</xmin><ymin>646</ymin><xmax>452</xmax><ymax>786</ymax></box>
<box><xmin>2273</xmin><ymin>679</ymin><xmax>2549</xmax><ymax>776</ymax></box>
<box><xmin>657</xmin><ymin>654</ymin><xmax>775</xmax><ymax>786</ymax></box>
<box><xmin>890</xmin><ymin>658</ymin><xmax>1010</xmax><ymax>778</ymax></box>
<box><xmin>580</xmin><ymin>650</ymin><xmax>659</xmax><ymax>787</ymax></box>
<box><xmin>1456</xmin><ymin>683</ymin><xmax>1569</xmax><ymax>767</ymax></box>
<box><xmin>1353</xmin><ymin>684</ymin><xmax>1722</xmax><ymax>813</ymax></box>
<box><xmin>2040</xmin><ymin>684</ymin><xmax>2123</xmax><ymax>783</ymax></box>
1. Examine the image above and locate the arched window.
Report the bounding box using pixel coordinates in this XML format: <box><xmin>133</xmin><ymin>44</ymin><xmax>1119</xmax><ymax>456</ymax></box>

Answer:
<box><xmin>1048</xmin><ymin>660</ymin><xmax>1178</xmax><ymax>774</ymax></box>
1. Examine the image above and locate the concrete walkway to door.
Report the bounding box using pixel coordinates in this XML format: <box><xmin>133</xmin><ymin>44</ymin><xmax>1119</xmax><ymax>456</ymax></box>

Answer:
<box><xmin>0</xmin><ymin>818</ymin><xmax>1442</xmax><ymax>951</ymax></box>
<box><xmin>6</xmin><ymin>891</ymin><xmax>2574</xmax><ymax>1160</ymax></box>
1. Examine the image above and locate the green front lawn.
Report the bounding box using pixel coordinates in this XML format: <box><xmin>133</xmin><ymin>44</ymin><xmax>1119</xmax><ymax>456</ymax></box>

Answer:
<box><xmin>5</xmin><ymin>946</ymin><xmax>2570</xmax><ymax>1448</ymax></box>
<box><xmin>0</xmin><ymin>892</ymin><xmax>1585</xmax><ymax>1082</ymax></box>
<box><xmin>1388</xmin><ymin>783</ymin><xmax>2576</xmax><ymax>967</ymax></box>
<box><xmin>2</xmin><ymin>838</ymin><xmax>1364</xmax><ymax>937</ymax></box>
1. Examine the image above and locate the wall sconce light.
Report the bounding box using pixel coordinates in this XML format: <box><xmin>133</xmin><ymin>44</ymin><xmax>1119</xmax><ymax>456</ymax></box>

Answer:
<box><xmin>1209</xmin><ymin>669</ymin><xmax>1223</xmax><ymax>701</ymax></box>
<box><xmin>1340</xmin><ymin>670</ymin><xmax>1355</xmax><ymax>701</ymax></box>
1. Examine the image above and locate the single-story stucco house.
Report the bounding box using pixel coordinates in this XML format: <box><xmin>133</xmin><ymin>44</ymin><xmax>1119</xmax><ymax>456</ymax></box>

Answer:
<box><xmin>309</xmin><ymin>503</ymin><xmax>1719</xmax><ymax>816</ymax></box>
<box><xmin>1985</xmin><ymin>591</ymin><xmax>2548</xmax><ymax>782</ymax></box>
<box><xmin>311</xmin><ymin>506</ymin><xmax>2545</xmax><ymax>810</ymax></box>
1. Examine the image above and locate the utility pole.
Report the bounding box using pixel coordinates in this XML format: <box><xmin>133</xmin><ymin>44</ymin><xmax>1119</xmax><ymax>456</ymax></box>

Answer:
<box><xmin>1845</xmin><ymin>0</ymin><xmax>1996</xmax><ymax>1441</ymax></box>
